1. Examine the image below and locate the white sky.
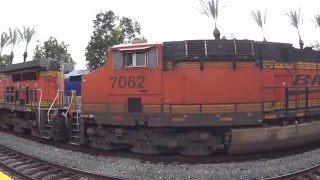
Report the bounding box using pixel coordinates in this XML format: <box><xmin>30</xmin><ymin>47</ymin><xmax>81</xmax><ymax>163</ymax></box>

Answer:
<box><xmin>0</xmin><ymin>0</ymin><xmax>320</xmax><ymax>69</ymax></box>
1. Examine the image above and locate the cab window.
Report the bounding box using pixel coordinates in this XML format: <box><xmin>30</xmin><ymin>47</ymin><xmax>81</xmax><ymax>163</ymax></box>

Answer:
<box><xmin>125</xmin><ymin>52</ymin><xmax>146</xmax><ymax>67</ymax></box>
<box><xmin>113</xmin><ymin>52</ymin><xmax>123</xmax><ymax>69</ymax></box>
<box><xmin>148</xmin><ymin>48</ymin><xmax>157</xmax><ymax>68</ymax></box>
<box><xmin>113</xmin><ymin>48</ymin><xmax>158</xmax><ymax>69</ymax></box>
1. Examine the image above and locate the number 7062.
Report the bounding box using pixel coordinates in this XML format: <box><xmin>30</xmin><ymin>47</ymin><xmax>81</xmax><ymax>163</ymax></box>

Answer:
<box><xmin>109</xmin><ymin>76</ymin><xmax>145</xmax><ymax>88</ymax></box>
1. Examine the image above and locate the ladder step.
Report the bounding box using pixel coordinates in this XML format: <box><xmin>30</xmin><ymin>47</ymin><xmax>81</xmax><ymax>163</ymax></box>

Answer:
<box><xmin>43</xmin><ymin>130</ymin><xmax>52</xmax><ymax>134</ymax></box>
<box><xmin>73</xmin><ymin>123</ymin><xmax>80</xmax><ymax>125</ymax></box>
<box><xmin>70</xmin><ymin>135</ymin><xmax>80</xmax><ymax>139</ymax></box>
<box><xmin>44</xmin><ymin>125</ymin><xmax>52</xmax><ymax>128</ymax></box>
<box><xmin>72</xmin><ymin>129</ymin><xmax>80</xmax><ymax>132</ymax></box>
<box><xmin>41</xmin><ymin>136</ymin><xmax>51</xmax><ymax>139</ymax></box>
<box><xmin>69</xmin><ymin>142</ymin><xmax>80</xmax><ymax>145</ymax></box>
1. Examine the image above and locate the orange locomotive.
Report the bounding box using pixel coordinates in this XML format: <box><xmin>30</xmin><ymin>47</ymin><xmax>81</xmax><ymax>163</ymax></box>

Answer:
<box><xmin>0</xmin><ymin>59</ymin><xmax>73</xmax><ymax>140</ymax></box>
<box><xmin>2</xmin><ymin>41</ymin><xmax>320</xmax><ymax>156</ymax></box>
<box><xmin>80</xmin><ymin>39</ymin><xmax>320</xmax><ymax>155</ymax></box>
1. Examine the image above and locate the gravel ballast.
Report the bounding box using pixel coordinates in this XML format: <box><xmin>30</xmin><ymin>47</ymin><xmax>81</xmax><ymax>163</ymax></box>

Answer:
<box><xmin>0</xmin><ymin>131</ymin><xmax>319</xmax><ymax>180</ymax></box>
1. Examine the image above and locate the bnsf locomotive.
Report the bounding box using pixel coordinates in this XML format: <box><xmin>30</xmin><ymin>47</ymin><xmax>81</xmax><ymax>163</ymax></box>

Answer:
<box><xmin>1</xmin><ymin>39</ymin><xmax>320</xmax><ymax>156</ymax></box>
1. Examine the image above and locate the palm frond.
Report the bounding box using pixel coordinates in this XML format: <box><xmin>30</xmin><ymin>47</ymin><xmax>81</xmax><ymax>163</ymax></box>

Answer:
<box><xmin>17</xmin><ymin>26</ymin><xmax>36</xmax><ymax>50</ymax></box>
<box><xmin>8</xmin><ymin>28</ymin><xmax>20</xmax><ymax>49</ymax></box>
<box><xmin>286</xmin><ymin>9</ymin><xmax>304</xmax><ymax>49</ymax></box>
<box><xmin>198</xmin><ymin>0</ymin><xmax>210</xmax><ymax>17</ymax></box>
<box><xmin>252</xmin><ymin>9</ymin><xmax>268</xmax><ymax>41</ymax></box>
<box><xmin>215</xmin><ymin>0</ymin><xmax>219</xmax><ymax>19</ymax></box>
<box><xmin>26</xmin><ymin>27</ymin><xmax>37</xmax><ymax>44</ymax></box>
<box><xmin>286</xmin><ymin>9</ymin><xmax>303</xmax><ymax>29</ymax></box>
<box><xmin>263</xmin><ymin>9</ymin><xmax>267</xmax><ymax>24</ymax></box>
<box><xmin>252</xmin><ymin>10</ymin><xmax>263</xmax><ymax>28</ymax></box>
<box><xmin>0</xmin><ymin>32</ymin><xmax>9</xmax><ymax>49</ymax></box>
<box><xmin>198</xmin><ymin>0</ymin><xmax>219</xmax><ymax>21</ymax></box>
<box><xmin>314</xmin><ymin>14</ymin><xmax>320</xmax><ymax>28</ymax></box>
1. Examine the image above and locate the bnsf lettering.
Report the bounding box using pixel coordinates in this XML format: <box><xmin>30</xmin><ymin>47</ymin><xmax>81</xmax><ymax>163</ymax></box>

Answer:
<box><xmin>109</xmin><ymin>76</ymin><xmax>145</xmax><ymax>88</ymax></box>
<box><xmin>292</xmin><ymin>74</ymin><xmax>320</xmax><ymax>86</ymax></box>
<box><xmin>45</xmin><ymin>78</ymin><xmax>56</xmax><ymax>83</ymax></box>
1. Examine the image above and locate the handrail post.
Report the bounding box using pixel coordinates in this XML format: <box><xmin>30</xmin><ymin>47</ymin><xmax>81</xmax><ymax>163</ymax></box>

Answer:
<box><xmin>306</xmin><ymin>87</ymin><xmax>309</xmax><ymax>112</ymax></box>
<box><xmin>64</xmin><ymin>90</ymin><xmax>77</xmax><ymax>126</ymax></box>
<box><xmin>233</xmin><ymin>40</ymin><xmax>237</xmax><ymax>69</ymax></box>
<box><xmin>285</xmin><ymin>87</ymin><xmax>289</xmax><ymax>115</ymax></box>
<box><xmin>36</xmin><ymin>89</ymin><xmax>42</xmax><ymax>132</ymax></box>
<box><xmin>14</xmin><ymin>89</ymin><xmax>16</xmax><ymax>109</ymax></box>
<box><xmin>3</xmin><ymin>89</ymin><xmax>5</xmax><ymax>107</ymax></box>
<box><xmin>47</xmin><ymin>90</ymin><xmax>63</xmax><ymax>123</ymax></box>
<box><xmin>251</xmin><ymin>41</ymin><xmax>254</xmax><ymax>57</ymax></box>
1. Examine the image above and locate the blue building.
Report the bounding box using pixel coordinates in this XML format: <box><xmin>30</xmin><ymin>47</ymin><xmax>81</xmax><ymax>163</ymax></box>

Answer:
<box><xmin>64</xmin><ymin>69</ymin><xmax>90</xmax><ymax>96</ymax></box>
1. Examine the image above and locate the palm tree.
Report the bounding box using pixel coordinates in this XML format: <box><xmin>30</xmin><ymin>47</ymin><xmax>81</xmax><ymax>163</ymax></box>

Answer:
<box><xmin>252</xmin><ymin>9</ymin><xmax>267</xmax><ymax>42</ymax></box>
<box><xmin>18</xmin><ymin>26</ymin><xmax>37</xmax><ymax>62</ymax></box>
<box><xmin>8</xmin><ymin>28</ymin><xmax>20</xmax><ymax>62</ymax></box>
<box><xmin>314</xmin><ymin>14</ymin><xmax>320</xmax><ymax>28</ymax></box>
<box><xmin>198</xmin><ymin>0</ymin><xmax>221</xmax><ymax>40</ymax></box>
<box><xmin>286</xmin><ymin>9</ymin><xmax>304</xmax><ymax>49</ymax></box>
<box><xmin>0</xmin><ymin>32</ymin><xmax>9</xmax><ymax>59</ymax></box>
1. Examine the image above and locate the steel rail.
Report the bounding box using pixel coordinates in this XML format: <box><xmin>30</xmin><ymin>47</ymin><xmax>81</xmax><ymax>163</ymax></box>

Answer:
<box><xmin>263</xmin><ymin>163</ymin><xmax>320</xmax><ymax>180</ymax></box>
<box><xmin>0</xmin><ymin>144</ymin><xmax>124</xmax><ymax>180</ymax></box>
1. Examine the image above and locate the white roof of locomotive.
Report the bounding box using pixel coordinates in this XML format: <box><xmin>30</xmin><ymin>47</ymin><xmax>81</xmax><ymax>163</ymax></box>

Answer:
<box><xmin>65</xmin><ymin>69</ymin><xmax>90</xmax><ymax>78</ymax></box>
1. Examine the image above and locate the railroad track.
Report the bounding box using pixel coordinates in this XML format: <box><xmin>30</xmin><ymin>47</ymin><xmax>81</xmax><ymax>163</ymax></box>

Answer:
<box><xmin>265</xmin><ymin>164</ymin><xmax>320</xmax><ymax>180</ymax></box>
<box><xmin>0</xmin><ymin>144</ymin><xmax>121</xmax><ymax>180</ymax></box>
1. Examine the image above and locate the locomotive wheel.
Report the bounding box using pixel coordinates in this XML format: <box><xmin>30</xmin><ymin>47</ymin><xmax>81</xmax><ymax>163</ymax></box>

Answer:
<box><xmin>178</xmin><ymin>143</ymin><xmax>213</xmax><ymax>156</ymax></box>
<box><xmin>90</xmin><ymin>136</ymin><xmax>116</xmax><ymax>150</ymax></box>
<box><xmin>131</xmin><ymin>140</ymin><xmax>161</xmax><ymax>155</ymax></box>
<box><xmin>89</xmin><ymin>136</ymin><xmax>131</xmax><ymax>150</ymax></box>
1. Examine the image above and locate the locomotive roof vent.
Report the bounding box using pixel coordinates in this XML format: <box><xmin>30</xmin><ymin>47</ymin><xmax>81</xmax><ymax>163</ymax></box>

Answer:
<box><xmin>132</xmin><ymin>38</ymin><xmax>147</xmax><ymax>44</ymax></box>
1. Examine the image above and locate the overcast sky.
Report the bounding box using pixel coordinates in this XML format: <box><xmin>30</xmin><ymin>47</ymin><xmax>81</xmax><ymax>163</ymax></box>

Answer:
<box><xmin>0</xmin><ymin>0</ymin><xmax>319</xmax><ymax>69</ymax></box>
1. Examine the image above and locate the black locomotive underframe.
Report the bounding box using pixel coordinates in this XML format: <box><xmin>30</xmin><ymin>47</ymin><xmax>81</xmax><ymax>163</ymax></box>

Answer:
<box><xmin>1</xmin><ymin>104</ymin><xmax>320</xmax><ymax>155</ymax></box>
<box><xmin>82</xmin><ymin>104</ymin><xmax>320</xmax><ymax>155</ymax></box>
<box><xmin>0</xmin><ymin>109</ymin><xmax>39</xmax><ymax>136</ymax></box>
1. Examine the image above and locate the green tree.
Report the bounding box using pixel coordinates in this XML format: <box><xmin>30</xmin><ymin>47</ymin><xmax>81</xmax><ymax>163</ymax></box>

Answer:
<box><xmin>252</xmin><ymin>9</ymin><xmax>267</xmax><ymax>41</ymax></box>
<box><xmin>85</xmin><ymin>10</ymin><xmax>141</xmax><ymax>70</ymax></box>
<box><xmin>311</xmin><ymin>43</ymin><xmax>320</xmax><ymax>50</ymax></box>
<box><xmin>286</xmin><ymin>9</ymin><xmax>304</xmax><ymax>49</ymax></box>
<box><xmin>18</xmin><ymin>26</ymin><xmax>37</xmax><ymax>62</ymax></box>
<box><xmin>198</xmin><ymin>0</ymin><xmax>221</xmax><ymax>40</ymax></box>
<box><xmin>119</xmin><ymin>17</ymin><xmax>141</xmax><ymax>43</ymax></box>
<box><xmin>33</xmin><ymin>37</ymin><xmax>75</xmax><ymax>65</ymax></box>
<box><xmin>8</xmin><ymin>28</ymin><xmax>20</xmax><ymax>61</ymax></box>
<box><xmin>1</xmin><ymin>54</ymin><xmax>14</xmax><ymax>66</ymax></box>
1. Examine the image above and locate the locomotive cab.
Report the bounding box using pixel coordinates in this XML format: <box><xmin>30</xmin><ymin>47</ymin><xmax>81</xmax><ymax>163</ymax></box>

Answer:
<box><xmin>81</xmin><ymin>42</ymin><xmax>163</xmax><ymax>125</ymax></box>
<box><xmin>109</xmin><ymin>44</ymin><xmax>163</xmax><ymax>114</ymax></box>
